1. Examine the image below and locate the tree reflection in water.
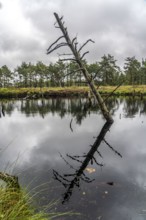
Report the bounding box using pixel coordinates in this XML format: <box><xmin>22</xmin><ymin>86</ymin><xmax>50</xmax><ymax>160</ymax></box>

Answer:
<box><xmin>53</xmin><ymin>121</ymin><xmax>122</xmax><ymax>204</ymax></box>
<box><xmin>1</xmin><ymin>97</ymin><xmax>146</xmax><ymax>121</ymax></box>
<box><xmin>0</xmin><ymin>103</ymin><xmax>5</xmax><ymax>118</ymax></box>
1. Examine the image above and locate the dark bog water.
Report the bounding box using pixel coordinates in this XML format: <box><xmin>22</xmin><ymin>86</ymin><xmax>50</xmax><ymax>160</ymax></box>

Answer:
<box><xmin>0</xmin><ymin>97</ymin><xmax>146</xmax><ymax>219</ymax></box>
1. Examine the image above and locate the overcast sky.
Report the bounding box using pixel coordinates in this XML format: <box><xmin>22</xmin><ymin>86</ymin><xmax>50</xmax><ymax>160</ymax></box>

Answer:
<box><xmin>0</xmin><ymin>0</ymin><xmax>146</xmax><ymax>70</ymax></box>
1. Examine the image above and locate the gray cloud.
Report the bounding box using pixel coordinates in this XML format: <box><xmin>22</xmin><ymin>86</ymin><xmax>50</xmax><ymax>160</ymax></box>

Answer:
<box><xmin>0</xmin><ymin>0</ymin><xmax>146</xmax><ymax>69</ymax></box>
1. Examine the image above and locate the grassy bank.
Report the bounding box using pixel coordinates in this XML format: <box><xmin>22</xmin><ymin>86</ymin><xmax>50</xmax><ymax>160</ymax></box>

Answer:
<box><xmin>0</xmin><ymin>85</ymin><xmax>146</xmax><ymax>98</ymax></box>
<box><xmin>0</xmin><ymin>186</ymin><xmax>48</xmax><ymax>220</ymax></box>
<box><xmin>0</xmin><ymin>171</ymin><xmax>69</xmax><ymax>220</ymax></box>
<box><xmin>0</xmin><ymin>186</ymin><xmax>69</xmax><ymax>220</ymax></box>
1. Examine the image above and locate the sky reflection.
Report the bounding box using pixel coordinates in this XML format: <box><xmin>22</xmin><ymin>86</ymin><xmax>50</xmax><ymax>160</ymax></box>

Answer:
<box><xmin>0</xmin><ymin>97</ymin><xmax>146</xmax><ymax>219</ymax></box>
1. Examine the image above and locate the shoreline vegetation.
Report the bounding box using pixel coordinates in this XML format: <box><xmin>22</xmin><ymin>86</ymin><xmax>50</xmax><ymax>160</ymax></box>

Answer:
<box><xmin>0</xmin><ymin>171</ymin><xmax>71</xmax><ymax>220</ymax></box>
<box><xmin>0</xmin><ymin>86</ymin><xmax>146</xmax><ymax>99</ymax></box>
<box><xmin>0</xmin><ymin>185</ymin><xmax>70</xmax><ymax>220</ymax></box>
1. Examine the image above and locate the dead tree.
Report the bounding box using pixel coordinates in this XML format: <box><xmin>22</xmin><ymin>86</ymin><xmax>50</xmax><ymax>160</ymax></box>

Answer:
<box><xmin>53</xmin><ymin>121</ymin><xmax>122</xmax><ymax>203</ymax></box>
<box><xmin>47</xmin><ymin>12</ymin><xmax>113</xmax><ymax>123</ymax></box>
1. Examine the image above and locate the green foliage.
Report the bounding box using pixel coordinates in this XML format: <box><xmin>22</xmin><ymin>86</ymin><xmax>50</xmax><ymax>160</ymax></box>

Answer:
<box><xmin>1</xmin><ymin>55</ymin><xmax>146</xmax><ymax>88</ymax></box>
<box><xmin>0</xmin><ymin>187</ymin><xmax>49</xmax><ymax>220</ymax></box>
<box><xmin>0</xmin><ymin>184</ymin><xmax>74</xmax><ymax>220</ymax></box>
<box><xmin>98</xmin><ymin>54</ymin><xmax>121</xmax><ymax>85</ymax></box>
<box><xmin>124</xmin><ymin>57</ymin><xmax>141</xmax><ymax>85</ymax></box>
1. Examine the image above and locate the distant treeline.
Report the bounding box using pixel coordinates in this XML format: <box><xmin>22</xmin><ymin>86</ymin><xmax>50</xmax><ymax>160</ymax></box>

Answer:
<box><xmin>1</xmin><ymin>54</ymin><xmax>146</xmax><ymax>88</ymax></box>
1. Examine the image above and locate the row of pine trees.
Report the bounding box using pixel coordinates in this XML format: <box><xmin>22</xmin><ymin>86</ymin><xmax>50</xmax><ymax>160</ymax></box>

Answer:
<box><xmin>0</xmin><ymin>54</ymin><xmax>146</xmax><ymax>88</ymax></box>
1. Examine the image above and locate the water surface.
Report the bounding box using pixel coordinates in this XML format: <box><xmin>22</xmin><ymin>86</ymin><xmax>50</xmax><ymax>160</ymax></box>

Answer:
<box><xmin>0</xmin><ymin>97</ymin><xmax>146</xmax><ymax>219</ymax></box>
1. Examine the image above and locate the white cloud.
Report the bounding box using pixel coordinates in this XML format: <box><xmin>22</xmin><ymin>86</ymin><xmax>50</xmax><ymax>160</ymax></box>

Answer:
<box><xmin>0</xmin><ymin>0</ymin><xmax>146</xmax><ymax>69</ymax></box>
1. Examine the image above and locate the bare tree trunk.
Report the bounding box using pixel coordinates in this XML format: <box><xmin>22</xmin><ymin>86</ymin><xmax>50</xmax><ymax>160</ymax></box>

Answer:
<box><xmin>52</xmin><ymin>13</ymin><xmax>113</xmax><ymax>123</ymax></box>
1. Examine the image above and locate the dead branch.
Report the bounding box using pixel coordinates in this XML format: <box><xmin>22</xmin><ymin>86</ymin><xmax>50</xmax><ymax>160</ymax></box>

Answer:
<box><xmin>103</xmin><ymin>139</ymin><xmax>122</xmax><ymax>158</ymax></box>
<box><xmin>64</xmin><ymin>68</ymin><xmax>83</xmax><ymax>78</ymax></box>
<box><xmin>69</xmin><ymin>118</ymin><xmax>73</xmax><ymax>132</ymax></box>
<box><xmin>59</xmin><ymin>153</ymin><xmax>75</xmax><ymax>170</ymax></box>
<box><xmin>92</xmin><ymin>65</ymin><xmax>105</xmax><ymax>80</ymax></box>
<box><xmin>96</xmin><ymin>150</ymin><xmax>103</xmax><ymax>158</ymax></box>
<box><xmin>102</xmin><ymin>81</ymin><xmax>124</xmax><ymax>104</ymax></box>
<box><xmin>64</xmin><ymin>174</ymin><xmax>76</xmax><ymax>177</ymax></box>
<box><xmin>59</xmin><ymin>58</ymin><xmax>76</xmax><ymax>62</ymax></box>
<box><xmin>53</xmin><ymin>170</ymin><xmax>69</xmax><ymax>188</ymax></box>
<box><xmin>58</xmin><ymin>53</ymin><xmax>73</xmax><ymax>56</ymax></box>
<box><xmin>47</xmin><ymin>36</ymin><xmax>64</xmax><ymax>52</ymax></box>
<box><xmin>75</xmin><ymin>42</ymin><xmax>78</xmax><ymax>52</ymax></box>
<box><xmin>72</xmin><ymin>37</ymin><xmax>77</xmax><ymax>45</ymax></box>
<box><xmin>80</xmin><ymin>175</ymin><xmax>95</xmax><ymax>183</ymax></box>
<box><xmin>67</xmin><ymin>154</ymin><xmax>83</xmax><ymax>163</ymax></box>
<box><xmin>47</xmin><ymin>42</ymin><xmax>68</xmax><ymax>54</ymax></box>
<box><xmin>78</xmin><ymin>39</ymin><xmax>95</xmax><ymax>53</ymax></box>
<box><xmin>92</xmin><ymin>156</ymin><xmax>104</xmax><ymax>167</ymax></box>
<box><xmin>69</xmin><ymin>155</ymin><xmax>86</xmax><ymax>158</ymax></box>
<box><xmin>80</xmin><ymin>51</ymin><xmax>89</xmax><ymax>60</ymax></box>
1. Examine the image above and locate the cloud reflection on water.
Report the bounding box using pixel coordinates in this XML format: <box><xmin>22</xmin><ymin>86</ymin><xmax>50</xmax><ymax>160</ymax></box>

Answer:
<box><xmin>0</xmin><ymin>97</ymin><xmax>146</xmax><ymax>219</ymax></box>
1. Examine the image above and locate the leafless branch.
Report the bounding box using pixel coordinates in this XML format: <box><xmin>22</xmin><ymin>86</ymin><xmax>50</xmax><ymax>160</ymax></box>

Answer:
<box><xmin>75</xmin><ymin>42</ymin><xmax>78</xmax><ymax>52</ymax></box>
<box><xmin>102</xmin><ymin>81</ymin><xmax>124</xmax><ymax>104</ymax></box>
<box><xmin>47</xmin><ymin>36</ymin><xmax>64</xmax><ymax>52</ymax></box>
<box><xmin>64</xmin><ymin>174</ymin><xmax>76</xmax><ymax>177</ymax></box>
<box><xmin>58</xmin><ymin>53</ymin><xmax>73</xmax><ymax>56</ymax></box>
<box><xmin>59</xmin><ymin>58</ymin><xmax>77</xmax><ymax>62</ymax></box>
<box><xmin>69</xmin><ymin>118</ymin><xmax>73</xmax><ymax>132</ymax></box>
<box><xmin>53</xmin><ymin>170</ymin><xmax>71</xmax><ymax>183</ymax></box>
<box><xmin>96</xmin><ymin>150</ymin><xmax>103</xmax><ymax>158</ymax></box>
<box><xmin>64</xmin><ymin>68</ymin><xmax>83</xmax><ymax>78</ymax></box>
<box><xmin>67</xmin><ymin>154</ymin><xmax>83</xmax><ymax>163</ymax></box>
<box><xmin>47</xmin><ymin>42</ymin><xmax>68</xmax><ymax>54</ymax></box>
<box><xmin>92</xmin><ymin>156</ymin><xmax>104</xmax><ymax>167</ymax></box>
<box><xmin>81</xmin><ymin>175</ymin><xmax>95</xmax><ymax>183</ymax></box>
<box><xmin>53</xmin><ymin>170</ymin><xmax>69</xmax><ymax>188</ymax></box>
<box><xmin>72</xmin><ymin>37</ymin><xmax>77</xmax><ymax>45</ymax></box>
<box><xmin>92</xmin><ymin>65</ymin><xmax>105</xmax><ymax>80</ymax></box>
<box><xmin>59</xmin><ymin>153</ymin><xmax>75</xmax><ymax>170</ymax></box>
<box><xmin>78</xmin><ymin>39</ymin><xmax>95</xmax><ymax>53</ymax></box>
<box><xmin>103</xmin><ymin>139</ymin><xmax>122</xmax><ymax>158</ymax></box>
<box><xmin>82</xmin><ymin>172</ymin><xmax>92</xmax><ymax>180</ymax></box>
<box><xmin>69</xmin><ymin>155</ymin><xmax>86</xmax><ymax>158</ymax></box>
<box><xmin>80</xmin><ymin>51</ymin><xmax>89</xmax><ymax>60</ymax></box>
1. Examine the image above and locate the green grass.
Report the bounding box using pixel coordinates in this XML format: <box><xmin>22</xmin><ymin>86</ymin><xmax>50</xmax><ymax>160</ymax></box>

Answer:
<box><xmin>0</xmin><ymin>185</ymin><xmax>71</xmax><ymax>220</ymax></box>
<box><xmin>0</xmin><ymin>186</ymin><xmax>47</xmax><ymax>220</ymax></box>
<box><xmin>98</xmin><ymin>85</ymin><xmax>146</xmax><ymax>95</ymax></box>
<box><xmin>0</xmin><ymin>85</ymin><xmax>146</xmax><ymax>98</ymax></box>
